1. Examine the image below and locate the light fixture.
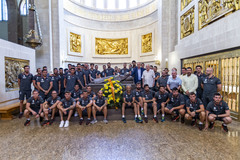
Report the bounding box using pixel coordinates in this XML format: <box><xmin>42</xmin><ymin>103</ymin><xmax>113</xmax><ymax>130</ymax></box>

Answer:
<box><xmin>24</xmin><ymin>0</ymin><xmax>42</xmax><ymax>49</ymax></box>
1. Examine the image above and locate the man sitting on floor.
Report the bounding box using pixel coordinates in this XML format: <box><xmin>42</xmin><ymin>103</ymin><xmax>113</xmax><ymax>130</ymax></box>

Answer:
<box><xmin>164</xmin><ymin>87</ymin><xmax>185</xmax><ymax>123</ymax></box>
<box><xmin>133</xmin><ymin>82</ymin><xmax>143</xmax><ymax>123</ymax></box>
<box><xmin>91</xmin><ymin>90</ymin><xmax>108</xmax><ymax>124</ymax></box>
<box><xmin>42</xmin><ymin>90</ymin><xmax>61</xmax><ymax>126</ymax></box>
<box><xmin>76</xmin><ymin>90</ymin><xmax>92</xmax><ymax>125</ymax></box>
<box><xmin>142</xmin><ymin>84</ymin><xmax>158</xmax><ymax>123</ymax></box>
<box><xmin>71</xmin><ymin>84</ymin><xmax>83</xmax><ymax>117</ymax></box>
<box><xmin>185</xmin><ymin>92</ymin><xmax>205</xmax><ymax>130</ymax></box>
<box><xmin>24</xmin><ymin>90</ymin><xmax>44</xmax><ymax>126</ymax></box>
<box><xmin>57</xmin><ymin>91</ymin><xmax>76</xmax><ymax>128</ymax></box>
<box><xmin>205</xmin><ymin>92</ymin><xmax>232</xmax><ymax>132</ymax></box>
<box><xmin>154</xmin><ymin>85</ymin><xmax>169</xmax><ymax>122</ymax></box>
<box><xmin>122</xmin><ymin>85</ymin><xmax>136</xmax><ymax>123</ymax></box>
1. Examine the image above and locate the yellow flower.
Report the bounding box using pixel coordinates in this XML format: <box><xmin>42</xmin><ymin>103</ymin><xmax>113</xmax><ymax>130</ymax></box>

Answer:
<box><xmin>108</xmin><ymin>89</ymin><xmax>112</xmax><ymax>93</ymax></box>
<box><xmin>110</xmin><ymin>77</ymin><xmax>113</xmax><ymax>80</ymax></box>
<box><xmin>103</xmin><ymin>94</ymin><xmax>105</xmax><ymax>97</ymax></box>
<box><xmin>120</xmin><ymin>91</ymin><xmax>123</xmax><ymax>94</ymax></box>
<box><xmin>104</xmin><ymin>91</ymin><xmax>108</xmax><ymax>94</ymax></box>
<box><xmin>114</xmin><ymin>90</ymin><xmax>118</xmax><ymax>93</ymax></box>
<box><xmin>116</xmin><ymin>80</ymin><xmax>120</xmax><ymax>83</ymax></box>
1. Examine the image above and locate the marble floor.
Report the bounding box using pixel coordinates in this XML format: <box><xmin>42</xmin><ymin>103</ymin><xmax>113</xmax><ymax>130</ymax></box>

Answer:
<box><xmin>0</xmin><ymin>117</ymin><xmax>240</xmax><ymax>160</ymax></box>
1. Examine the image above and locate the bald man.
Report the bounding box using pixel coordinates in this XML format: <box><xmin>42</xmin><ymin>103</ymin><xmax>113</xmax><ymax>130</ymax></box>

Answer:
<box><xmin>122</xmin><ymin>85</ymin><xmax>137</xmax><ymax>123</ymax></box>
<box><xmin>201</xmin><ymin>67</ymin><xmax>221</xmax><ymax>108</ymax></box>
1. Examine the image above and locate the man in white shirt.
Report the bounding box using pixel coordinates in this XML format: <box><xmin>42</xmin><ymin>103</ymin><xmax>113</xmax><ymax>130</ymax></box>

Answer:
<box><xmin>182</xmin><ymin>67</ymin><xmax>198</xmax><ymax>100</ymax></box>
<box><xmin>142</xmin><ymin>65</ymin><xmax>155</xmax><ymax>89</ymax></box>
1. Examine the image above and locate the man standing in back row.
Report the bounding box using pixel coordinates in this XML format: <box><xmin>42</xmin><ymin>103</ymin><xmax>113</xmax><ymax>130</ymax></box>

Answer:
<box><xmin>201</xmin><ymin>67</ymin><xmax>221</xmax><ymax>108</ymax></box>
<box><xmin>18</xmin><ymin>65</ymin><xmax>34</xmax><ymax>118</ymax></box>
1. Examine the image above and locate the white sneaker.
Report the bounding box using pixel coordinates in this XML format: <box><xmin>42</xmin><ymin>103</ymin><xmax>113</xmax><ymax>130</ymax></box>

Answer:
<box><xmin>59</xmin><ymin>121</ymin><xmax>64</xmax><ymax>128</ymax></box>
<box><xmin>74</xmin><ymin>111</ymin><xmax>78</xmax><ymax>117</ymax></box>
<box><xmin>64</xmin><ymin>120</ymin><xmax>69</xmax><ymax>128</ymax></box>
<box><xmin>91</xmin><ymin>119</ymin><xmax>97</xmax><ymax>124</ymax></box>
<box><xmin>103</xmin><ymin>119</ymin><xmax>108</xmax><ymax>124</ymax></box>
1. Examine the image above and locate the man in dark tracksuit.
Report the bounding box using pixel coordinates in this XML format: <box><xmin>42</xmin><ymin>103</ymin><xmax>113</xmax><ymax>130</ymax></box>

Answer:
<box><xmin>195</xmin><ymin>65</ymin><xmax>206</xmax><ymax>99</ymax></box>
<box><xmin>201</xmin><ymin>67</ymin><xmax>221</xmax><ymax>108</ymax></box>
<box><xmin>37</xmin><ymin>70</ymin><xmax>53</xmax><ymax>100</ymax></box>
<box><xmin>18</xmin><ymin>65</ymin><xmax>33</xmax><ymax>118</ymax></box>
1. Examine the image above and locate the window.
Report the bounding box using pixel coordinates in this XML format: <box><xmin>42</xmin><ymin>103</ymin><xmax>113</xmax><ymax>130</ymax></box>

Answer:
<box><xmin>107</xmin><ymin>0</ymin><xmax>115</xmax><ymax>10</ymax></box>
<box><xmin>140</xmin><ymin>0</ymin><xmax>148</xmax><ymax>5</ymax></box>
<box><xmin>20</xmin><ymin>0</ymin><xmax>29</xmax><ymax>16</ymax></box>
<box><xmin>118</xmin><ymin>0</ymin><xmax>126</xmax><ymax>9</ymax></box>
<box><xmin>0</xmin><ymin>0</ymin><xmax>8</xmax><ymax>21</ymax></box>
<box><xmin>96</xmin><ymin>0</ymin><xmax>104</xmax><ymax>9</ymax></box>
<box><xmin>129</xmin><ymin>0</ymin><xmax>137</xmax><ymax>8</ymax></box>
<box><xmin>85</xmin><ymin>0</ymin><xmax>93</xmax><ymax>7</ymax></box>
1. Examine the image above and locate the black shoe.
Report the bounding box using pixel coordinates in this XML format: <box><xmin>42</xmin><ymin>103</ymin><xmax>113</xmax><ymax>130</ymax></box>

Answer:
<box><xmin>19</xmin><ymin>112</ymin><xmax>23</xmax><ymax>119</ymax></box>
<box><xmin>222</xmin><ymin>124</ymin><xmax>228</xmax><ymax>132</ymax></box>
<box><xmin>79</xmin><ymin>119</ymin><xmax>83</xmax><ymax>125</ymax></box>
<box><xmin>86</xmin><ymin>119</ymin><xmax>91</xmax><ymax>125</ymax></box>
<box><xmin>172</xmin><ymin>115</ymin><xmax>179</xmax><ymax>121</ymax></box>
<box><xmin>144</xmin><ymin>117</ymin><xmax>148</xmax><ymax>123</ymax></box>
<box><xmin>40</xmin><ymin>116</ymin><xmax>44</xmax><ymax>122</ymax></box>
<box><xmin>181</xmin><ymin>116</ymin><xmax>185</xmax><ymax>123</ymax></box>
<box><xmin>49</xmin><ymin>119</ymin><xmax>54</xmax><ymax>125</ymax></box>
<box><xmin>24</xmin><ymin>120</ymin><xmax>31</xmax><ymax>126</ymax></box>
<box><xmin>122</xmin><ymin>117</ymin><xmax>126</xmax><ymax>123</ymax></box>
<box><xmin>209</xmin><ymin>122</ymin><xmax>215</xmax><ymax>129</ymax></box>
<box><xmin>41</xmin><ymin>120</ymin><xmax>50</xmax><ymax>126</ymax></box>
<box><xmin>153</xmin><ymin>117</ymin><xmax>158</xmax><ymax>123</ymax></box>
<box><xmin>198</xmin><ymin>123</ymin><xmax>204</xmax><ymax>131</ymax></box>
<box><xmin>191</xmin><ymin>119</ymin><xmax>196</xmax><ymax>126</ymax></box>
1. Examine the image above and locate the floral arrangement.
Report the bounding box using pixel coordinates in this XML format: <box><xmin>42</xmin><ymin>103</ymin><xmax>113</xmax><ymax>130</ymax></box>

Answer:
<box><xmin>101</xmin><ymin>77</ymin><xmax>124</xmax><ymax>109</ymax></box>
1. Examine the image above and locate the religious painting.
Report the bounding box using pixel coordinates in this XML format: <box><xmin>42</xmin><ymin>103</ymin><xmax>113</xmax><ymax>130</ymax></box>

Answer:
<box><xmin>70</xmin><ymin>32</ymin><xmax>81</xmax><ymax>53</ymax></box>
<box><xmin>95</xmin><ymin>38</ymin><xmax>128</xmax><ymax>55</ymax></box>
<box><xmin>199</xmin><ymin>0</ymin><xmax>240</xmax><ymax>29</ymax></box>
<box><xmin>180</xmin><ymin>6</ymin><xmax>195</xmax><ymax>39</ymax></box>
<box><xmin>141</xmin><ymin>33</ymin><xmax>152</xmax><ymax>53</ymax></box>
<box><xmin>5</xmin><ymin>57</ymin><xmax>29</xmax><ymax>92</ymax></box>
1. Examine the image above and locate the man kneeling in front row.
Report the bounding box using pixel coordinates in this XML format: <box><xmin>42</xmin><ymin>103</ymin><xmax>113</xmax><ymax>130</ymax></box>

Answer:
<box><xmin>164</xmin><ymin>87</ymin><xmax>185</xmax><ymax>123</ymax></box>
<box><xmin>57</xmin><ymin>91</ymin><xmax>75</xmax><ymax>128</ymax></box>
<box><xmin>24</xmin><ymin>90</ymin><xmax>44</xmax><ymax>126</ymax></box>
<box><xmin>205</xmin><ymin>92</ymin><xmax>232</xmax><ymax>132</ymax></box>
<box><xmin>185</xmin><ymin>92</ymin><xmax>205</xmax><ymax>130</ymax></box>
<box><xmin>91</xmin><ymin>90</ymin><xmax>108</xmax><ymax>124</ymax></box>
<box><xmin>41</xmin><ymin>90</ymin><xmax>61</xmax><ymax>126</ymax></box>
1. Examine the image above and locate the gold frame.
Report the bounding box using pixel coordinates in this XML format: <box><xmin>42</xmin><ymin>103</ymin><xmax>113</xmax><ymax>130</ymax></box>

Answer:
<box><xmin>182</xmin><ymin>49</ymin><xmax>240</xmax><ymax>121</ymax></box>
<box><xmin>141</xmin><ymin>33</ymin><xmax>153</xmax><ymax>53</ymax></box>
<box><xmin>180</xmin><ymin>6</ymin><xmax>195</xmax><ymax>39</ymax></box>
<box><xmin>5</xmin><ymin>57</ymin><xmax>30</xmax><ymax>92</ymax></box>
<box><xmin>95</xmin><ymin>38</ymin><xmax>128</xmax><ymax>55</ymax></box>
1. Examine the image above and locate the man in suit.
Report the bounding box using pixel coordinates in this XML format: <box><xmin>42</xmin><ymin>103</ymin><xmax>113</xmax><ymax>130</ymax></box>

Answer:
<box><xmin>131</xmin><ymin>62</ymin><xmax>145</xmax><ymax>85</ymax></box>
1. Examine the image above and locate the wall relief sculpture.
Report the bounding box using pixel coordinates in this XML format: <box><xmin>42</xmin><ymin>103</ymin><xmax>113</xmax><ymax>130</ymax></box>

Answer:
<box><xmin>70</xmin><ymin>32</ymin><xmax>81</xmax><ymax>53</ymax></box>
<box><xmin>5</xmin><ymin>57</ymin><xmax>29</xmax><ymax>92</ymax></box>
<box><xmin>181</xmin><ymin>0</ymin><xmax>193</xmax><ymax>11</ymax></box>
<box><xmin>199</xmin><ymin>0</ymin><xmax>240</xmax><ymax>29</ymax></box>
<box><xmin>95</xmin><ymin>38</ymin><xmax>128</xmax><ymax>55</ymax></box>
<box><xmin>181</xmin><ymin>7</ymin><xmax>195</xmax><ymax>39</ymax></box>
<box><xmin>141</xmin><ymin>33</ymin><xmax>152</xmax><ymax>53</ymax></box>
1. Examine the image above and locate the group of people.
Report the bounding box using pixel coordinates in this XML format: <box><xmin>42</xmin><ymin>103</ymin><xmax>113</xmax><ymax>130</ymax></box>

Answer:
<box><xmin>17</xmin><ymin>60</ymin><xmax>232</xmax><ymax>132</ymax></box>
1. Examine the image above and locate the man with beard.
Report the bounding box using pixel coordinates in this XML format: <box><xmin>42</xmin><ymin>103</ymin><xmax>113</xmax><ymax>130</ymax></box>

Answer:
<box><xmin>42</xmin><ymin>90</ymin><xmax>61</xmax><ymax>126</ymax></box>
<box><xmin>205</xmin><ymin>93</ymin><xmax>232</xmax><ymax>132</ymax></box>
<box><xmin>201</xmin><ymin>67</ymin><xmax>221</xmax><ymax>108</ymax></box>
<box><xmin>185</xmin><ymin>92</ymin><xmax>205</xmax><ymax>130</ymax></box>
<box><xmin>37</xmin><ymin>69</ymin><xmax>53</xmax><ymax>100</ymax></box>
<box><xmin>133</xmin><ymin>82</ymin><xmax>143</xmax><ymax>122</ymax></box>
<box><xmin>142</xmin><ymin>84</ymin><xmax>158</xmax><ymax>123</ymax></box>
<box><xmin>18</xmin><ymin>65</ymin><xmax>34</xmax><ymax>118</ymax></box>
